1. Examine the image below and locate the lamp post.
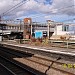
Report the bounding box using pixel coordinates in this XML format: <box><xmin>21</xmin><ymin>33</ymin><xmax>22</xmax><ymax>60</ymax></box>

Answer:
<box><xmin>48</xmin><ymin>23</ymin><xmax>49</xmax><ymax>39</ymax></box>
<box><xmin>47</xmin><ymin>21</ymin><xmax>51</xmax><ymax>40</ymax></box>
<box><xmin>17</xmin><ymin>19</ymin><xmax>21</xmax><ymax>32</ymax></box>
<box><xmin>16</xmin><ymin>19</ymin><xmax>22</xmax><ymax>43</ymax></box>
<box><xmin>55</xmin><ymin>23</ymin><xmax>57</xmax><ymax>35</ymax></box>
<box><xmin>31</xmin><ymin>23</ymin><xmax>32</xmax><ymax>36</ymax></box>
<box><xmin>2</xmin><ymin>26</ymin><xmax>3</xmax><ymax>41</ymax></box>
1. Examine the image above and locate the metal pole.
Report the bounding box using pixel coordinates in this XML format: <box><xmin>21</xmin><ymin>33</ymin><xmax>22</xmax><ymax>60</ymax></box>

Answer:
<box><xmin>55</xmin><ymin>24</ymin><xmax>57</xmax><ymax>35</ymax></box>
<box><xmin>20</xmin><ymin>20</ymin><xmax>21</xmax><ymax>44</ymax></box>
<box><xmin>2</xmin><ymin>26</ymin><xmax>3</xmax><ymax>41</ymax></box>
<box><xmin>17</xmin><ymin>19</ymin><xmax>21</xmax><ymax>31</ymax></box>
<box><xmin>67</xmin><ymin>40</ymin><xmax>68</xmax><ymax>49</ymax></box>
<box><xmin>31</xmin><ymin>23</ymin><xmax>32</xmax><ymax>37</ymax></box>
<box><xmin>47</xmin><ymin>23</ymin><xmax>49</xmax><ymax>39</ymax></box>
<box><xmin>16</xmin><ymin>19</ymin><xmax>21</xmax><ymax>44</ymax></box>
<box><xmin>49</xmin><ymin>23</ymin><xmax>50</xmax><ymax>39</ymax></box>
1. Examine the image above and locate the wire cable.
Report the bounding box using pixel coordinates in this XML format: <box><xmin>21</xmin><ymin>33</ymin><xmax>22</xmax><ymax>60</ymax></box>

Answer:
<box><xmin>1</xmin><ymin>0</ymin><xmax>29</xmax><ymax>17</ymax></box>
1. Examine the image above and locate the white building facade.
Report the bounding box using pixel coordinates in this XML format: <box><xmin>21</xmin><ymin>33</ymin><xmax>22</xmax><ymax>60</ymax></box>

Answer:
<box><xmin>53</xmin><ymin>23</ymin><xmax>75</xmax><ymax>35</ymax></box>
<box><xmin>51</xmin><ymin>23</ymin><xmax>75</xmax><ymax>40</ymax></box>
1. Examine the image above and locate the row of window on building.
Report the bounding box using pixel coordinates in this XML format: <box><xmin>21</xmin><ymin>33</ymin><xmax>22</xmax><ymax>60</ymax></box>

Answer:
<box><xmin>62</xmin><ymin>25</ymin><xmax>75</xmax><ymax>31</ymax></box>
<box><xmin>0</xmin><ymin>25</ymin><xmax>20</xmax><ymax>30</ymax></box>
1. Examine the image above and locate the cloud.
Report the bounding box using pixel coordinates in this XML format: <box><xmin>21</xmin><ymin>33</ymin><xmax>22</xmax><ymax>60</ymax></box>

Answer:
<box><xmin>44</xmin><ymin>15</ymin><xmax>51</xmax><ymax>19</ymax></box>
<box><xmin>21</xmin><ymin>0</ymin><xmax>75</xmax><ymax>15</ymax></box>
<box><xmin>21</xmin><ymin>0</ymin><xmax>55</xmax><ymax>14</ymax></box>
<box><xmin>52</xmin><ymin>0</ymin><xmax>74</xmax><ymax>15</ymax></box>
<box><xmin>0</xmin><ymin>0</ymin><xmax>74</xmax><ymax>21</ymax></box>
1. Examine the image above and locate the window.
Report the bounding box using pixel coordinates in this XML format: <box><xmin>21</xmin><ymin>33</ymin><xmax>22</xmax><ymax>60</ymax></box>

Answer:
<box><xmin>62</xmin><ymin>25</ymin><xmax>69</xmax><ymax>31</ymax></box>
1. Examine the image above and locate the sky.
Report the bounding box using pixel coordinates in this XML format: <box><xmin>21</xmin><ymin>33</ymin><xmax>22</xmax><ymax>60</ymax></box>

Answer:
<box><xmin>0</xmin><ymin>0</ymin><xmax>75</xmax><ymax>23</ymax></box>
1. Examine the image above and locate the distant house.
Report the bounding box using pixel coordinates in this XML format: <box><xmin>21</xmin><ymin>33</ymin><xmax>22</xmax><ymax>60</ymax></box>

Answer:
<box><xmin>51</xmin><ymin>23</ymin><xmax>75</xmax><ymax>40</ymax></box>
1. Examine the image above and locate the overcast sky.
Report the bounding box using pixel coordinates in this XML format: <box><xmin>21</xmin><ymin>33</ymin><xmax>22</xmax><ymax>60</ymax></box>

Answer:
<box><xmin>0</xmin><ymin>0</ymin><xmax>75</xmax><ymax>23</ymax></box>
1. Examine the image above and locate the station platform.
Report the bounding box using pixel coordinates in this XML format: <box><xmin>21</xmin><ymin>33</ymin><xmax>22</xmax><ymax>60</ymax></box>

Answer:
<box><xmin>0</xmin><ymin>42</ymin><xmax>75</xmax><ymax>57</ymax></box>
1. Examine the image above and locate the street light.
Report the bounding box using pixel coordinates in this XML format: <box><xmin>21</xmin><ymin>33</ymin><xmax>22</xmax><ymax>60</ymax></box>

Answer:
<box><xmin>31</xmin><ymin>22</ymin><xmax>32</xmax><ymax>36</ymax></box>
<box><xmin>16</xmin><ymin>19</ymin><xmax>22</xmax><ymax>43</ymax></box>
<box><xmin>17</xmin><ymin>19</ymin><xmax>21</xmax><ymax>32</ymax></box>
<box><xmin>2</xmin><ymin>25</ymin><xmax>3</xmax><ymax>41</ymax></box>
<box><xmin>47</xmin><ymin>20</ymin><xmax>51</xmax><ymax>40</ymax></box>
<box><xmin>47</xmin><ymin>20</ymin><xmax>54</xmax><ymax>39</ymax></box>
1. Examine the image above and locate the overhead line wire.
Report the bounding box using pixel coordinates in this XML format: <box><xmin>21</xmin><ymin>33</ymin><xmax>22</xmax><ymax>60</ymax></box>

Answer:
<box><xmin>1</xmin><ymin>0</ymin><xmax>28</xmax><ymax>17</ymax></box>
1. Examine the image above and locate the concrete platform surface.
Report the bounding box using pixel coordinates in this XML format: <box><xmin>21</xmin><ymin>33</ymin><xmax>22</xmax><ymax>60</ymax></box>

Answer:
<box><xmin>0</xmin><ymin>42</ymin><xmax>75</xmax><ymax>57</ymax></box>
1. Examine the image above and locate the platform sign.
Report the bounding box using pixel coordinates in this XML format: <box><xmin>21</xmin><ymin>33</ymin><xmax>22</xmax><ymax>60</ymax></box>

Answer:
<box><xmin>35</xmin><ymin>31</ymin><xmax>43</xmax><ymax>38</ymax></box>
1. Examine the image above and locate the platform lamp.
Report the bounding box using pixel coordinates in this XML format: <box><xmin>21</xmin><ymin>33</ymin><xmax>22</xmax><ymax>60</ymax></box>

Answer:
<box><xmin>47</xmin><ymin>20</ymin><xmax>51</xmax><ymax>40</ymax></box>
<box><xmin>2</xmin><ymin>25</ymin><xmax>3</xmax><ymax>41</ymax></box>
<box><xmin>0</xmin><ymin>16</ymin><xmax>3</xmax><ymax>41</ymax></box>
<box><xmin>16</xmin><ymin>19</ymin><xmax>22</xmax><ymax>44</ymax></box>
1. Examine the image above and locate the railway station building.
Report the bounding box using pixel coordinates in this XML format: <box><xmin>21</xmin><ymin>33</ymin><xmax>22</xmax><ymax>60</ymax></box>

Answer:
<box><xmin>0</xmin><ymin>18</ymin><xmax>75</xmax><ymax>40</ymax></box>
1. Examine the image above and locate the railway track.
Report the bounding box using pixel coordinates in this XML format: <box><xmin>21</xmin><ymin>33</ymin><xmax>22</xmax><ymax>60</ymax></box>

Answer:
<box><xmin>0</xmin><ymin>46</ymin><xmax>46</xmax><ymax>75</ymax></box>
<box><xmin>25</xmin><ymin>55</ymin><xmax>75</xmax><ymax>75</ymax></box>
<box><xmin>0</xmin><ymin>46</ymin><xmax>75</xmax><ymax>75</ymax></box>
<box><xmin>0</xmin><ymin>63</ymin><xmax>14</xmax><ymax>75</ymax></box>
<box><xmin>0</xmin><ymin>46</ymin><xmax>33</xmax><ymax>58</ymax></box>
<box><xmin>0</xmin><ymin>55</ymin><xmax>34</xmax><ymax>75</ymax></box>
